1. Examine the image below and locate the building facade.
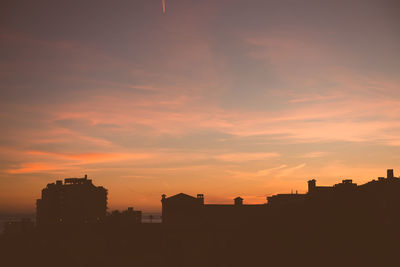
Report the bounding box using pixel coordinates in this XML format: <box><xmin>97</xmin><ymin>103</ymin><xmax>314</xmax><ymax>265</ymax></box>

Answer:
<box><xmin>36</xmin><ymin>175</ymin><xmax>107</xmax><ymax>226</ymax></box>
<box><xmin>161</xmin><ymin>193</ymin><xmax>267</xmax><ymax>225</ymax></box>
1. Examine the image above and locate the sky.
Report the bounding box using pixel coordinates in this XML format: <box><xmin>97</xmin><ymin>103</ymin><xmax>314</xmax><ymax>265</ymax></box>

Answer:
<box><xmin>1</xmin><ymin>0</ymin><xmax>400</xmax><ymax>213</ymax></box>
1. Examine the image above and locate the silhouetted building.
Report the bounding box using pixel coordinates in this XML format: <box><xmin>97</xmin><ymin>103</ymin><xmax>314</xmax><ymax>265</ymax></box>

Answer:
<box><xmin>267</xmin><ymin>193</ymin><xmax>306</xmax><ymax>207</ymax></box>
<box><xmin>107</xmin><ymin>207</ymin><xmax>142</xmax><ymax>225</ymax></box>
<box><xmin>307</xmin><ymin>178</ymin><xmax>357</xmax><ymax>195</ymax></box>
<box><xmin>36</xmin><ymin>175</ymin><xmax>107</xmax><ymax>226</ymax></box>
<box><xmin>161</xmin><ymin>193</ymin><xmax>267</xmax><ymax>225</ymax></box>
<box><xmin>161</xmin><ymin>193</ymin><xmax>204</xmax><ymax>225</ymax></box>
<box><xmin>162</xmin><ymin>169</ymin><xmax>400</xmax><ymax>226</ymax></box>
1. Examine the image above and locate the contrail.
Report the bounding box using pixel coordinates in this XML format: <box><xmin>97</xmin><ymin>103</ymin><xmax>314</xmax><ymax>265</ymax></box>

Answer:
<box><xmin>162</xmin><ymin>0</ymin><xmax>166</xmax><ymax>14</ymax></box>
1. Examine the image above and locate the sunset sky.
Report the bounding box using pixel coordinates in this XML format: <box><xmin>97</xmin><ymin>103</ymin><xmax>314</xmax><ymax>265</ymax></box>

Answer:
<box><xmin>1</xmin><ymin>0</ymin><xmax>400</xmax><ymax>213</ymax></box>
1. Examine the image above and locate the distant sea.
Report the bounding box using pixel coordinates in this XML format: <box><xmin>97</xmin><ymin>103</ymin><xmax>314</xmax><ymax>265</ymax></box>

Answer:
<box><xmin>0</xmin><ymin>212</ymin><xmax>162</xmax><ymax>233</ymax></box>
<box><xmin>0</xmin><ymin>214</ymin><xmax>36</xmax><ymax>233</ymax></box>
<box><xmin>141</xmin><ymin>212</ymin><xmax>162</xmax><ymax>223</ymax></box>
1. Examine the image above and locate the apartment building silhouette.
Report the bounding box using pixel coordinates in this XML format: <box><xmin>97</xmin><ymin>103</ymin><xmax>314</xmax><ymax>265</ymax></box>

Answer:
<box><xmin>36</xmin><ymin>175</ymin><xmax>107</xmax><ymax>226</ymax></box>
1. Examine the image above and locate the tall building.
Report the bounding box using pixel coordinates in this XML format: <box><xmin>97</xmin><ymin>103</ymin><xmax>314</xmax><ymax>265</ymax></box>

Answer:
<box><xmin>36</xmin><ymin>175</ymin><xmax>107</xmax><ymax>226</ymax></box>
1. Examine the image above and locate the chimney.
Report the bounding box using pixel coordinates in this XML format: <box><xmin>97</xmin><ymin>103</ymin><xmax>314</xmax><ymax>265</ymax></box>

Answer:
<box><xmin>308</xmin><ymin>179</ymin><xmax>316</xmax><ymax>193</ymax></box>
<box><xmin>234</xmin><ymin>197</ymin><xmax>243</xmax><ymax>206</ymax></box>
<box><xmin>387</xmin><ymin>169</ymin><xmax>394</xmax><ymax>179</ymax></box>
<box><xmin>197</xmin><ymin>194</ymin><xmax>204</xmax><ymax>205</ymax></box>
<box><xmin>84</xmin><ymin>174</ymin><xmax>88</xmax><ymax>179</ymax></box>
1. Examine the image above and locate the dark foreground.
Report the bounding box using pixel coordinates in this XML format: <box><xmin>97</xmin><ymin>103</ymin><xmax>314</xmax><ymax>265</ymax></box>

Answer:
<box><xmin>1</xmin><ymin>215</ymin><xmax>399</xmax><ymax>267</ymax></box>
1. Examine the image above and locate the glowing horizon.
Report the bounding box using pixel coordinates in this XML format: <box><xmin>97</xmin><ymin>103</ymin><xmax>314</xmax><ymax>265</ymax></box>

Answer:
<box><xmin>1</xmin><ymin>0</ymin><xmax>400</xmax><ymax>213</ymax></box>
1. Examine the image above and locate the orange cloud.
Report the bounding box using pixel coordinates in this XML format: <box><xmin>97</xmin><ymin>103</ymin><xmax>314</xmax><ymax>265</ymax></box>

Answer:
<box><xmin>6</xmin><ymin>163</ymin><xmax>67</xmax><ymax>174</ymax></box>
<box><xmin>26</xmin><ymin>150</ymin><xmax>151</xmax><ymax>163</ymax></box>
<box><xmin>214</xmin><ymin>152</ymin><xmax>279</xmax><ymax>162</ymax></box>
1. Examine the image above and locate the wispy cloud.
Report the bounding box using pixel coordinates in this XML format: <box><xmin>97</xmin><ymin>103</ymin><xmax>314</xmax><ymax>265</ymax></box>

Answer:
<box><xmin>289</xmin><ymin>94</ymin><xmax>341</xmax><ymax>103</ymax></box>
<box><xmin>300</xmin><ymin>152</ymin><xmax>328</xmax><ymax>159</ymax></box>
<box><xmin>276</xmin><ymin>163</ymin><xmax>306</xmax><ymax>177</ymax></box>
<box><xmin>255</xmin><ymin>165</ymin><xmax>288</xmax><ymax>177</ymax></box>
<box><xmin>6</xmin><ymin>162</ymin><xmax>73</xmax><ymax>174</ymax></box>
<box><xmin>213</xmin><ymin>152</ymin><xmax>279</xmax><ymax>162</ymax></box>
<box><xmin>227</xmin><ymin>164</ymin><xmax>306</xmax><ymax>181</ymax></box>
<box><xmin>26</xmin><ymin>150</ymin><xmax>152</xmax><ymax>163</ymax></box>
